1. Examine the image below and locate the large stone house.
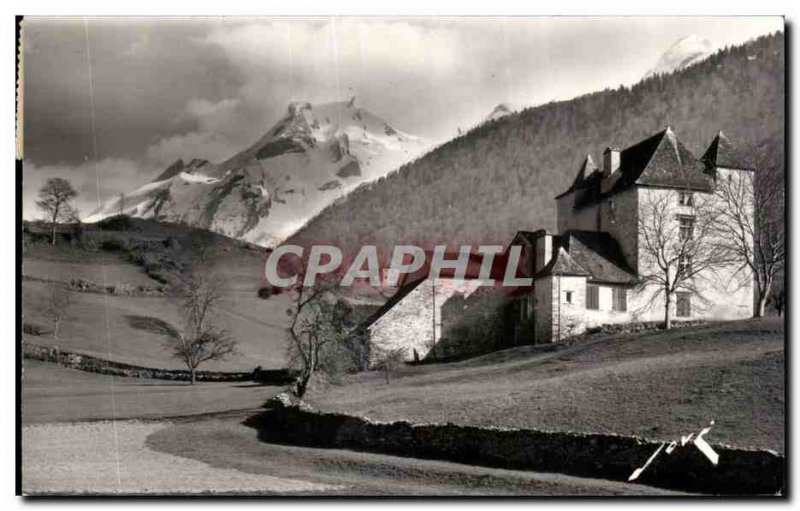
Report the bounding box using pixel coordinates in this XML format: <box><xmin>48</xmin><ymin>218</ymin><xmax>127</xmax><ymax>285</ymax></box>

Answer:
<box><xmin>363</xmin><ymin>127</ymin><xmax>756</xmax><ymax>361</ymax></box>
<box><xmin>521</xmin><ymin>127</ymin><xmax>755</xmax><ymax>343</ymax></box>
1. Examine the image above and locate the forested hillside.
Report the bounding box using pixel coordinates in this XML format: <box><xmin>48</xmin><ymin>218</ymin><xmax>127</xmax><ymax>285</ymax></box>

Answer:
<box><xmin>290</xmin><ymin>32</ymin><xmax>784</xmax><ymax>253</ymax></box>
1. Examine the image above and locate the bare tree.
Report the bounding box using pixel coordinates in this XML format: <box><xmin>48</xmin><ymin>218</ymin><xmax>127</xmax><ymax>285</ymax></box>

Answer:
<box><xmin>37</xmin><ymin>283</ymin><xmax>72</xmax><ymax>339</ymax></box>
<box><xmin>713</xmin><ymin>159</ymin><xmax>784</xmax><ymax>317</ymax></box>
<box><xmin>284</xmin><ymin>280</ymin><xmax>357</xmax><ymax>397</ymax></box>
<box><xmin>637</xmin><ymin>189</ymin><xmax>735</xmax><ymax>329</ymax></box>
<box><xmin>159</xmin><ymin>270</ymin><xmax>237</xmax><ymax>384</ymax></box>
<box><xmin>36</xmin><ymin>178</ymin><xmax>78</xmax><ymax>245</ymax></box>
<box><xmin>768</xmin><ymin>284</ymin><xmax>785</xmax><ymax>317</ymax></box>
<box><xmin>374</xmin><ymin>346</ymin><xmax>406</xmax><ymax>384</ymax></box>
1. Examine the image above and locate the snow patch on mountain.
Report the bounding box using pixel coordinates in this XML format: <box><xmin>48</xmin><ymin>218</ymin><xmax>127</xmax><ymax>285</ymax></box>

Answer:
<box><xmin>644</xmin><ymin>35</ymin><xmax>716</xmax><ymax>79</ymax></box>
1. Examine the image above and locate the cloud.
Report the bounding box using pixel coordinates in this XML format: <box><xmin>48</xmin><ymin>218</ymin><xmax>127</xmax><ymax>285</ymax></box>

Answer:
<box><xmin>200</xmin><ymin>19</ymin><xmax>463</xmax><ymax>132</ymax></box>
<box><xmin>132</xmin><ymin>19</ymin><xmax>466</xmax><ymax>169</ymax></box>
<box><xmin>144</xmin><ymin>97</ymin><xmax>250</xmax><ymax>166</ymax></box>
<box><xmin>22</xmin><ymin>18</ymin><xmax>242</xmax><ymax>167</ymax></box>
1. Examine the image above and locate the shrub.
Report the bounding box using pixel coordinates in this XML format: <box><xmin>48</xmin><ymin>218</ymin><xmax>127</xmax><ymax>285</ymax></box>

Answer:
<box><xmin>100</xmin><ymin>238</ymin><xmax>126</xmax><ymax>252</ymax></box>
<box><xmin>257</xmin><ymin>286</ymin><xmax>282</xmax><ymax>299</ymax></box>
<box><xmin>23</xmin><ymin>322</ymin><xmax>46</xmax><ymax>336</ymax></box>
<box><xmin>96</xmin><ymin>215</ymin><xmax>135</xmax><ymax>231</ymax></box>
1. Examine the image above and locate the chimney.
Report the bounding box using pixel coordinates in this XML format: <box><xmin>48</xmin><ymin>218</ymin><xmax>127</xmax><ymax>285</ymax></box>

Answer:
<box><xmin>534</xmin><ymin>232</ymin><xmax>553</xmax><ymax>272</ymax></box>
<box><xmin>603</xmin><ymin>146</ymin><xmax>620</xmax><ymax>177</ymax></box>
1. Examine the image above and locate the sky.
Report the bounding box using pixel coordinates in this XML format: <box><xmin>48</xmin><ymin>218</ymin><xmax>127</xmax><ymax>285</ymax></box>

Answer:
<box><xmin>21</xmin><ymin>16</ymin><xmax>783</xmax><ymax>219</ymax></box>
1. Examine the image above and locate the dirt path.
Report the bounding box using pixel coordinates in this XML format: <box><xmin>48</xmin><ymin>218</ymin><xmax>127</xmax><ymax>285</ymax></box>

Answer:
<box><xmin>21</xmin><ymin>420</ymin><xmax>336</xmax><ymax>495</ymax></box>
<box><xmin>22</xmin><ymin>417</ymin><xmax>685</xmax><ymax>496</ymax></box>
<box><xmin>144</xmin><ymin>416</ymin><xmax>686</xmax><ymax>496</ymax></box>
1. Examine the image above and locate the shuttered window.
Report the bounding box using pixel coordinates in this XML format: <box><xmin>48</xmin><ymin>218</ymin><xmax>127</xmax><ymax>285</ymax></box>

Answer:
<box><xmin>612</xmin><ymin>287</ymin><xmax>627</xmax><ymax>311</ymax></box>
<box><xmin>676</xmin><ymin>292</ymin><xmax>692</xmax><ymax>317</ymax></box>
<box><xmin>586</xmin><ymin>284</ymin><xmax>600</xmax><ymax>310</ymax></box>
<box><xmin>678</xmin><ymin>216</ymin><xmax>695</xmax><ymax>240</ymax></box>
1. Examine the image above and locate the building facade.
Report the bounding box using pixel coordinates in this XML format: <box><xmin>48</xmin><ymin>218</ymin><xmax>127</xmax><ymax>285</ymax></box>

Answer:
<box><xmin>364</xmin><ymin>127</ymin><xmax>756</xmax><ymax>360</ymax></box>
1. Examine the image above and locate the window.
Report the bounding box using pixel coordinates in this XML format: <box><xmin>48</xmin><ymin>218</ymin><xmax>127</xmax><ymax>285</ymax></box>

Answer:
<box><xmin>678</xmin><ymin>216</ymin><xmax>695</xmax><ymax>240</ymax></box>
<box><xmin>678</xmin><ymin>192</ymin><xmax>694</xmax><ymax>206</ymax></box>
<box><xmin>519</xmin><ymin>295</ymin><xmax>533</xmax><ymax>321</ymax></box>
<box><xmin>586</xmin><ymin>284</ymin><xmax>599</xmax><ymax>310</ymax></box>
<box><xmin>565</xmin><ymin>291</ymin><xmax>573</xmax><ymax>304</ymax></box>
<box><xmin>677</xmin><ymin>255</ymin><xmax>693</xmax><ymax>276</ymax></box>
<box><xmin>612</xmin><ymin>288</ymin><xmax>627</xmax><ymax>311</ymax></box>
<box><xmin>676</xmin><ymin>292</ymin><xmax>692</xmax><ymax>317</ymax></box>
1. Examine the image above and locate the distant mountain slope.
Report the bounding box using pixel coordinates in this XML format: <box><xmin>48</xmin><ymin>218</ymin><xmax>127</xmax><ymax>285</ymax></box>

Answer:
<box><xmin>289</xmin><ymin>32</ymin><xmax>784</xmax><ymax>253</ymax></box>
<box><xmin>86</xmin><ymin>99</ymin><xmax>427</xmax><ymax>247</ymax></box>
<box><xmin>643</xmin><ymin>35</ymin><xmax>716</xmax><ymax>79</ymax></box>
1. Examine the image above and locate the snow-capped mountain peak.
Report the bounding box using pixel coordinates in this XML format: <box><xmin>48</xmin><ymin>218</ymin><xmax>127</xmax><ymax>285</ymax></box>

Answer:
<box><xmin>85</xmin><ymin>99</ymin><xmax>428</xmax><ymax>247</ymax></box>
<box><xmin>644</xmin><ymin>35</ymin><xmax>716</xmax><ymax>79</ymax></box>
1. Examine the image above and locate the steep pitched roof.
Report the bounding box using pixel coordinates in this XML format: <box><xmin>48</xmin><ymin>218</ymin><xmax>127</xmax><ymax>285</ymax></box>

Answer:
<box><xmin>508</xmin><ymin>230</ymin><xmax>544</xmax><ymax>248</ymax></box>
<box><xmin>608</xmin><ymin>127</ymin><xmax>712</xmax><ymax>192</ymax></box>
<box><xmin>701</xmin><ymin>131</ymin><xmax>755</xmax><ymax>171</ymax></box>
<box><xmin>536</xmin><ymin>247</ymin><xmax>591</xmax><ymax>278</ymax></box>
<box><xmin>560</xmin><ymin>127</ymin><xmax>714</xmax><ymax>208</ymax></box>
<box><xmin>572</xmin><ymin>168</ymin><xmax>604</xmax><ymax>209</ymax></box>
<box><xmin>358</xmin><ymin>277</ymin><xmax>426</xmax><ymax>330</ymax></box>
<box><xmin>556</xmin><ymin>155</ymin><xmax>598</xmax><ymax>198</ymax></box>
<box><xmin>535</xmin><ymin>231</ymin><xmax>637</xmax><ymax>285</ymax></box>
<box><xmin>559</xmin><ymin>231</ymin><xmax>638</xmax><ymax>285</ymax></box>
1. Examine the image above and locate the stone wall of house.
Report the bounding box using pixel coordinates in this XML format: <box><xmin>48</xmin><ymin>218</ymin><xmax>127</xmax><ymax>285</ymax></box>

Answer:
<box><xmin>259</xmin><ymin>394</ymin><xmax>785</xmax><ymax>495</ymax></box>
<box><xmin>532</xmin><ymin>277</ymin><xmax>553</xmax><ymax>343</ymax></box>
<box><xmin>438</xmin><ymin>287</ymin><xmax>513</xmax><ymax>358</ymax></box>
<box><xmin>543</xmin><ymin>276</ymin><xmax>635</xmax><ymax>342</ymax></box>
<box><xmin>556</xmin><ymin>194</ymin><xmax>600</xmax><ymax>233</ymax></box>
<box><xmin>600</xmin><ymin>186</ymin><xmax>639</xmax><ymax>273</ymax></box>
<box><xmin>559</xmin><ymin>281</ymin><xmax>639</xmax><ymax>337</ymax></box>
<box><xmin>634</xmin><ymin>187</ymin><xmax>754</xmax><ymax>322</ymax></box>
<box><xmin>536</xmin><ymin>274</ymin><xmax>751</xmax><ymax>345</ymax></box>
<box><xmin>368</xmin><ymin>279</ymin><xmax>486</xmax><ymax>363</ymax></box>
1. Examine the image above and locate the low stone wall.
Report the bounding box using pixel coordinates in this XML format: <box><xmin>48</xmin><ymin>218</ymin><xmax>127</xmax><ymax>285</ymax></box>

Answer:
<box><xmin>23</xmin><ymin>343</ymin><xmax>296</xmax><ymax>385</ymax></box>
<box><xmin>256</xmin><ymin>394</ymin><xmax>784</xmax><ymax>495</ymax></box>
<box><xmin>23</xmin><ymin>275</ymin><xmax>166</xmax><ymax>297</ymax></box>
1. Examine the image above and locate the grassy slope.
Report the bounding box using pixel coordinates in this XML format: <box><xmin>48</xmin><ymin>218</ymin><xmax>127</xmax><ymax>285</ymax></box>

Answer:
<box><xmin>22</xmin><ymin>219</ymin><xmax>291</xmax><ymax>370</ymax></box>
<box><xmin>22</xmin><ymin>360</ymin><xmax>280</xmax><ymax>424</ymax></box>
<box><xmin>307</xmin><ymin>319</ymin><xmax>784</xmax><ymax>452</ymax></box>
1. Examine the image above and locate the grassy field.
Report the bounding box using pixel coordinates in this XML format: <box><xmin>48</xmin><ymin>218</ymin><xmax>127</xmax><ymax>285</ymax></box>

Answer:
<box><xmin>22</xmin><ymin>219</ymin><xmax>292</xmax><ymax>370</ymax></box>
<box><xmin>307</xmin><ymin>318</ymin><xmax>785</xmax><ymax>452</ymax></box>
<box><xmin>22</xmin><ymin>280</ymin><xmax>291</xmax><ymax>371</ymax></box>
<box><xmin>22</xmin><ymin>360</ymin><xmax>280</xmax><ymax>424</ymax></box>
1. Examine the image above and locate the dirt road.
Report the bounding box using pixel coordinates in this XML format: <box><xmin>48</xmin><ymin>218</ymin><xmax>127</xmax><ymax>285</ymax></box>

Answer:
<box><xmin>22</xmin><ymin>415</ymin><xmax>685</xmax><ymax>496</ymax></box>
<box><xmin>21</xmin><ymin>420</ymin><xmax>335</xmax><ymax>495</ymax></box>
